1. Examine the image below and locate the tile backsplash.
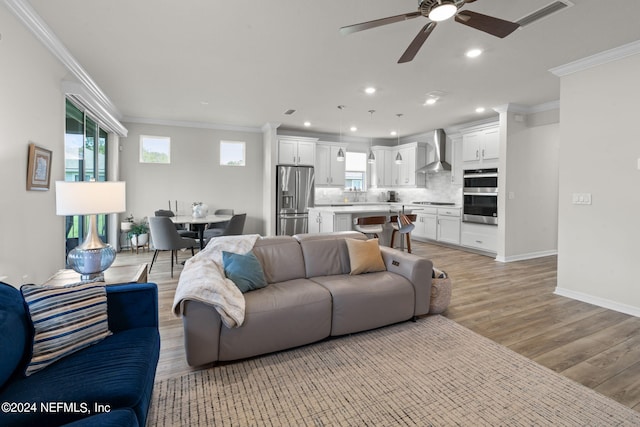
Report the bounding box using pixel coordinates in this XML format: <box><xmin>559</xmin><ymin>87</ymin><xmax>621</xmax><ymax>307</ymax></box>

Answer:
<box><xmin>315</xmin><ymin>171</ymin><xmax>462</xmax><ymax>205</ymax></box>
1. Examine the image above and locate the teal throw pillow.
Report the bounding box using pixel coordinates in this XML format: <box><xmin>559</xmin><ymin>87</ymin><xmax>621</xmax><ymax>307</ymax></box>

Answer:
<box><xmin>222</xmin><ymin>251</ymin><xmax>268</xmax><ymax>293</ymax></box>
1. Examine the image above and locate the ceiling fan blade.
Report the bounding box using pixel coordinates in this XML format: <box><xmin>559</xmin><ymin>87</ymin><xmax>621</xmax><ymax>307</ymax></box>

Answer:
<box><xmin>398</xmin><ymin>22</ymin><xmax>437</xmax><ymax>64</ymax></box>
<box><xmin>340</xmin><ymin>11</ymin><xmax>422</xmax><ymax>35</ymax></box>
<box><xmin>455</xmin><ymin>10</ymin><xmax>519</xmax><ymax>38</ymax></box>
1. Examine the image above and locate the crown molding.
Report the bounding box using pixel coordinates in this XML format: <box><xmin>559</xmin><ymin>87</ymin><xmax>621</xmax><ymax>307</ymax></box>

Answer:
<box><xmin>122</xmin><ymin>116</ymin><xmax>263</xmax><ymax>133</ymax></box>
<box><xmin>4</xmin><ymin>0</ymin><xmax>125</xmax><ymax>132</ymax></box>
<box><xmin>261</xmin><ymin>122</ymin><xmax>281</xmax><ymax>133</ymax></box>
<box><xmin>549</xmin><ymin>39</ymin><xmax>640</xmax><ymax>77</ymax></box>
<box><xmin>493</xmin><ymin>101</ymin><xmax>560</xmax><ymax>115</ymax></box>
<box><xmin>64</xmin><ymin>81</ymin><xmax>128</xmax><ymax>136</ymax></box>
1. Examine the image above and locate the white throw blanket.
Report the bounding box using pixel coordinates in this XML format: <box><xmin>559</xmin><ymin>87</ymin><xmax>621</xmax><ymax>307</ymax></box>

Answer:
<box><xmin>172</xmin><ymin>234</ymin><xmax>259</xmax><ymax>328</ymax></box>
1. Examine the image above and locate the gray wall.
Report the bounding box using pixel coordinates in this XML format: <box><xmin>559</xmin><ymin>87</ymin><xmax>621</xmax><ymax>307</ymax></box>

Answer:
<box><xmin>556</xmin><ymin>52</ymin><xmax>640</xmax><ymax>314</ymax></box>
<box><xmin>119</xmin><ymin>122</ymin><xmax>265</xmax><ymax>234</ymax></box>
<box><xmin>498</xmin><ymin>108</ymin><xmax>560</xmax><ymax>261</ymax></box>
<box><xmin>0</xmin><ymin>6</ymin><xmax>68</xmax><ymax>285</ymax></box>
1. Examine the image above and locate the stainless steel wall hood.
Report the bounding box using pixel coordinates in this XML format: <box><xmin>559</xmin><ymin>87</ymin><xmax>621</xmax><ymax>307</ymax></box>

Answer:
<box><xmin>418</xmin><ymin>128</ymin><xmax>451</xmax><ymax>173</ymax></box>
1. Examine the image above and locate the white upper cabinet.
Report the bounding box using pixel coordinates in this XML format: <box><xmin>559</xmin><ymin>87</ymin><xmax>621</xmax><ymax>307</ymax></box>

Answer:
<box><xmin>316</xmin><ymin>143</ymin><xmax>346</xmax><ymax>187</ymax></box>
<box><xmin>461</xmin><ymin>123</ymin><xmax>499</xmax><ymax>168</ymax></box>
<box><xmin>369</xmin><ymin>143</ymin><xmax>426</xmax><ymax>188</ymax></box>
<box><xmin>278</xmin><ymin>137</ymin><xmax>316</xmax><ymax>166</ymax></box>
<box><xmin>395</xmin><ymin>143</ymin><xmax>426</xmax><ymax>187</ymax></box>
<box><xmin>450</xmin><ymin>134</ymin><xmax>464</xmax><ymax>185</ymax></box>
<box><xmin>369</xmin><ymin>147</ymin><xmax>393</xmax><ymax>188</ymax></box>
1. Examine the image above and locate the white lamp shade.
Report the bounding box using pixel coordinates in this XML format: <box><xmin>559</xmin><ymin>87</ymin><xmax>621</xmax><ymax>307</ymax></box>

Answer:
<box><xmin>56</xmin><ymin>181</ymin><xmax>126</xmax><ymax>216</ymax></box>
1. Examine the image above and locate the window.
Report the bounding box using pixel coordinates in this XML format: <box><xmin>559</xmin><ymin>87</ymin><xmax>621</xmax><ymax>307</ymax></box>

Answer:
<box><xmin>345</xmin><ymin>152</ymin><xmax>367</xmax><ymax>191</ymax></box>
<box><xmin>64</xmin><ymin>98</ymin><xmax>109</xmax><ymax>259</ymax></box>
<box><xmin>140</xmin><ymin>135</ymin><xmax>170</xmax><ymax>163</ymax></box>
<box><xmin>220</xmin><ymin>141</ymin><xmax>246</xmax><ymax>166</ymax></box>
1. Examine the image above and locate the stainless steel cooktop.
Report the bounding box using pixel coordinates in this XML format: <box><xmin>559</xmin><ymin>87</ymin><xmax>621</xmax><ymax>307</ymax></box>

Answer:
<box><xmin>411</xmin><ymin>201</ymin><xmax>456</xmax><ymax>206</ymax></box>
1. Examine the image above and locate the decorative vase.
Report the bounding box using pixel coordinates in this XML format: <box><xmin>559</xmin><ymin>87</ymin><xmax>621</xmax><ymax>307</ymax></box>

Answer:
<box><xmin>192</xmin><ymin>203</ymin><xmax>209</xmax><ymax>218</ymax></box>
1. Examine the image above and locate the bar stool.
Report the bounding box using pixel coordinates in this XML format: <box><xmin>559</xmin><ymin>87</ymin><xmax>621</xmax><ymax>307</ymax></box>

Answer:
<box><xmin>353</xmin><ymin>216</ymin><xmax>387</xmax><ymax>238</ymax></box>
<box><xmin>389</xmin><ymin>214</ymin><xmax>417</xmax><ymax>253</ymax></box>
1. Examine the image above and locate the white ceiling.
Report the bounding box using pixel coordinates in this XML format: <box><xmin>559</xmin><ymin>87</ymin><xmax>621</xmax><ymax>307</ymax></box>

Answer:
<box><xmin>26</xmin><ymin>0</ymin><xmax>640</xmax><ymax>139</ymax></box>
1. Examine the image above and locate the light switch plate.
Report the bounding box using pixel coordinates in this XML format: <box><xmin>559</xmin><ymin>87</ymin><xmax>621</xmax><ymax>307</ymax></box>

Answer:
<box><xmin>572</xmin><ymin>193</ymin><xmax>592</xmax><ymax>205</ymax></box>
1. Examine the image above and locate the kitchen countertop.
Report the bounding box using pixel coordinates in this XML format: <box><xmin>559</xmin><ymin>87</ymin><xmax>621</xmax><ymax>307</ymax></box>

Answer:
<box><xmin>310</xmin><ymin>204</ymin><xmax>400</xmax><ymax>214</ymax></box>
<box><xmin>310</xmin><ymin>202</ymin><xmax>461</xmax><ymax>214</ymax></box>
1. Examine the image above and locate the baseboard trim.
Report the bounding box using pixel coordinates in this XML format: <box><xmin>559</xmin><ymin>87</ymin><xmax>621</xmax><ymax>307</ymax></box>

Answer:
<box><xmin>496</xmin><ymin>249</ymin><xmax>558</xmax><ymax>263</ymax></box>
<box><xmin>554</xmin><ymin>287</ymin><xmax>640</xmax><ymax>317</ymax></box>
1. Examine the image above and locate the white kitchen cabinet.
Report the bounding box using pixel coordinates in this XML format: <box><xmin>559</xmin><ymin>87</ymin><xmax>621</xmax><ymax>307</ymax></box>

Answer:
<box><xmin>308</xmin><ymin>210</ymin><xmax>321</xmax><ymax>234</ymax></box>
<box><xmin>309</xmin><ymin>210</ymin><xmax>334</xmax><ymax>233</ymax></box>
<box><xmin>461</xmin><ymin>124</ymin><xmax>499</xmax><ymax>168</ymax></box>
<box><xmin>334</xmin><ymin>213</ymin><xmax>352</xmax><ymax>232</ymax></box>
<box><xmin>278</xmin><ymin>137</ymin><xmax>316</xmax><ymax>166</ymax></box>
<box><xmin>308</xmin><ymin>209</ymin><xmax>352</xmax><ymax>233</ymax></box>
<box><xmin>316</xmin><ymin>143</ymin><xmax>346</xmax><ymax>187</ymax></box>
<box><xmin>392</xmin><ymin>143</ymin><xmax>426</xmax><ymax>187</ymax></box>
<box><xmin>412</xmin><ymin>207</ymin><xmax>461</xmax><ymax>245</ymax></box>
<box><xmin>461</xmin><ymin>222</ymin><xmax>497</xmax><ymax>253</ymax></box>
<box><xmin>450</xmin><ymin>134</ymin><xmax>464</xmax><ymax>186</ymax></box>
<box><xmin>412</xmin><ymin>208</ymin><xmax>438</xmax><ymax>240</ymax></box>
<box><xmin>437</xmin><ymin>208</ymin><xmax>461</xmax><ymax>245</ymax></box>
<box><xmin>369</xmin><ymin>143</ymin><xmax>426</xmax><ymax>188</ymax></box>
<box><xmin>369</xmin><ymin>147</ymin><xmax>393</xmax><ymax>188</ymax></box>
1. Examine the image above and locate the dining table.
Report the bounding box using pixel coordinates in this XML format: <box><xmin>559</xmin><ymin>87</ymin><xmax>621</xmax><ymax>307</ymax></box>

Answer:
<box><xmin>171</xmin><ymin>214</ymin><xmax>232</xmax><ymax>249</ymax></box>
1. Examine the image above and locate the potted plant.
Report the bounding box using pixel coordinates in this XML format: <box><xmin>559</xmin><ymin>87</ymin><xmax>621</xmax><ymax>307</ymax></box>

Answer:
<box><xmin>128</xmin><ymin>218</ymin><xmax>149</xmax><ymax>248</ymax></box>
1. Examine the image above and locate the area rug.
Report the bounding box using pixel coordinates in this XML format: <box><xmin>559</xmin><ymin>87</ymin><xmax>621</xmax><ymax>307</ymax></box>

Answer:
<box><xmin>147</xmin><ymin>316</ymin><xmax>640</xmax><ymax>426</ymax></box>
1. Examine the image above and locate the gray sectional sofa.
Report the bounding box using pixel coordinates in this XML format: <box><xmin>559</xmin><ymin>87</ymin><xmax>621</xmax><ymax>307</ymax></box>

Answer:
<box><xmin>181</xmin><ymin>231</ymin><xmax>433</xmax><ymax>366</ymax></box>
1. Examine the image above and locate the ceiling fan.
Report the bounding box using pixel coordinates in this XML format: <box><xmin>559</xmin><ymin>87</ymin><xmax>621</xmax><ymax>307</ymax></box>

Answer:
<box><xmin>340</xmin><ymin>0</ymin><xmax>520</xmax><ymax>63</ymax></box>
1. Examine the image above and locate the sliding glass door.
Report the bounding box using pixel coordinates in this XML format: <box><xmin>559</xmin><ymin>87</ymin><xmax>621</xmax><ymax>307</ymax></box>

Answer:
<box><xmin>64</xmin><ymin>99</ymin><xmax>109</xmax><ymax>259</ymax></box>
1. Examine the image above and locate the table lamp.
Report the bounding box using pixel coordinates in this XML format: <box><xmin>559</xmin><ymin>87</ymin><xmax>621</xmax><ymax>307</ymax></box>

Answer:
<box><xmin>55</xmin><ymin>181</ymin><xmax>126</xmax><ymax>281</ymax></box>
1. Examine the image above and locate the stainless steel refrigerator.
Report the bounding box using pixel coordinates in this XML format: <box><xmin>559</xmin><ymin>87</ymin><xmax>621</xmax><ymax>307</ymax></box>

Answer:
<box><xmin>276</xmin><ymin>165</ymin><xmax>315</xmax><ymax>235</ymax></box>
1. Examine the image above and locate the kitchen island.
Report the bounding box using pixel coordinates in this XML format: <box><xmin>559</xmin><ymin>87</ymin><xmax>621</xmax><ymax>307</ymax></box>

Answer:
<box><xmin>308</xmin><ymin>202</ymin><xmax>464</xmax><ymax>249</ymax></box>
<box><xmin>308</xmin><ymin>203</ymin><xmax>419</xmax><ymax>246</ymax></box>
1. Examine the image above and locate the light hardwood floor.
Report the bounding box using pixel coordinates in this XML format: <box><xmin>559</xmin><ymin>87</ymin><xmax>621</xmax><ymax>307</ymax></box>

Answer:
<box><xmin>114</xmin><ymin>240</ymin><xmax>640</xmax><ymax>411</ymax></box>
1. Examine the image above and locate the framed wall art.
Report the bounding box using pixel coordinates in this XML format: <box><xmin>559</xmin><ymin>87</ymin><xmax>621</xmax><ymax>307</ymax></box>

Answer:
<box><xmin>27</xmin><ymin>143</ymin><xmax>52</xmax><ymax>191</ymax></box>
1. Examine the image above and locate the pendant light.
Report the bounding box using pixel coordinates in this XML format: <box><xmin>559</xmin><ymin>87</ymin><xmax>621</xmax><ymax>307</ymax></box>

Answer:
<box><xmin>367</xmin><ymin>110</ymin><xmax>376</xmax><ymax>164</ymax></box>
<box><xmin>395</xmin><ymin>113</ymin><xmax>403</xmax><ymax>165</ymax></box>
<box><xmin>336</xmin><ymin>105</ymin><xmax>345</xmax><ymax>162</ymax></box>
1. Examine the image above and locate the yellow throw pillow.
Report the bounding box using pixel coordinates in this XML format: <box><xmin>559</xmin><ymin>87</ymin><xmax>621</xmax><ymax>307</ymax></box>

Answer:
<box><xmin>345</xmin><ymin>238</ymin><xmax>387</xmax><ymax>275</ymax></box>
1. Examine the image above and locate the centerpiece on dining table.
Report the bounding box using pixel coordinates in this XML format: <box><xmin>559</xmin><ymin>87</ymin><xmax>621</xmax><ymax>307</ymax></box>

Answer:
<box><xmin>192</xmin><ymin>202</ymin><xmax>209</xmax><ymax>218</ymax></box>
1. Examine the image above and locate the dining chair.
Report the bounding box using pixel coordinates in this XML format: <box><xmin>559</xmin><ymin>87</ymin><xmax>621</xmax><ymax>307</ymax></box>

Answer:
<box><xmin>148</xmin><ymin>216</ymin><xmax>198</xmax><ymax>278</ymax></box>
<box><xmin>154</xmin><ymin>209</ymin><xmax>198</xmax><ymax>239</ymax></box>
<box><xmin>206</xmin><ymin>208</ymin><xmax>234</xmax><ymax>231</ymax></box>
<box><xmin>389</xmin><ymin>214</ymin><xmax>417</xmax><ymax>253</ymax></box>
<box><xmin>353</xmin><ymin>216</ymin><xmax>387</xmax><ymax>239</ymax></box>
<box><xmin>203</xmin><ymin>213</ymin><xmax>246</xmax><ymax>242</ymax></box>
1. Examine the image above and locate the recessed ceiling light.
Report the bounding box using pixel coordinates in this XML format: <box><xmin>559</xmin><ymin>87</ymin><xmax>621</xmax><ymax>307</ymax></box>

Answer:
<box><xmin>365</xmin><ymin>87</ymin><xmax>376</xmax><ymax>95</ymax></box>
<box><xmin>466</xmin><ymin>48</ymin><xmax>483</xmax><ymax>58</ymax></box>
<box><xmin>424</xmin><ymin>98</ymin><xmax>437</xmax><ymax>106</ymax></box>
<box><xmin>390</xmin><ymin>131</ymin><xmax>397</xmax><ymax>136</ymax></box>
<box><xmin>304</xmin><ymin>121</ymin><xmax>311</xmax><ymax>127</ymax></box>
<box><xmin>350</xmin><ymin>126</ymin><xmax>358</xmax><ymax>132</ymax></box>
<box><xmin>476</xmin><ymin>107</ymin><xmax>486</xmax><ymax>113</ymax></box>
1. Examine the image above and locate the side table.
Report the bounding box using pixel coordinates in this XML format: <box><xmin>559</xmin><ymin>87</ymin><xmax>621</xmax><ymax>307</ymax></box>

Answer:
<box><xmin>44</xmin><ymin>264</ymin><xmax>148</xmax><ymax>286</ymax></box>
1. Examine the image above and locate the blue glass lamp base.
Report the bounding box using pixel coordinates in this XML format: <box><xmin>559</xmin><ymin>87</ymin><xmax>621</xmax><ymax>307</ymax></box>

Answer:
<box><xmin>67</xmin><ymin>245</ymin><xmax>116</xmax><ymax>282</ymax></box>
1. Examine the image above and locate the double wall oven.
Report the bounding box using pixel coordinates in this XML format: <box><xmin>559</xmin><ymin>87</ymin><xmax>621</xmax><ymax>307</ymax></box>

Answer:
<box><xmin>463</xmin><ymin>168</ymin><xmax>498</xmax><ymax>225</ymax></box>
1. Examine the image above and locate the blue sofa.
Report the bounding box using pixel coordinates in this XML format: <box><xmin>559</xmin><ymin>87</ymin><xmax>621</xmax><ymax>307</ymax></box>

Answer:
<box><xmin>0</xmin><ymin>282</ymin><xmax>160</xmax><ymax>427</ymax></box>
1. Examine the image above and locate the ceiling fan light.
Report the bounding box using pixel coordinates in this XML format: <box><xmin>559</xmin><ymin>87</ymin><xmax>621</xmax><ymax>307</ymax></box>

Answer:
<box><xmin>429</xmin><ymin>3</ymin><xmax>457</xmax><ymax>22</ymax></box>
